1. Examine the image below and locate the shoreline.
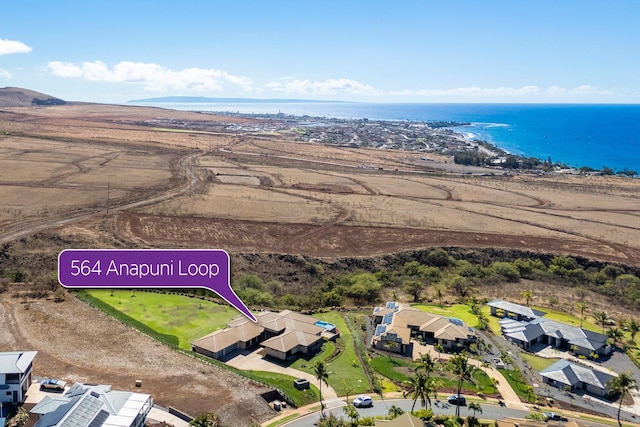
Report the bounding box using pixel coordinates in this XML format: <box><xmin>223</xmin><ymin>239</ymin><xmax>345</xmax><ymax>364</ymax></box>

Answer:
<box><xmin>138</xmin><ymin>102</ymin><xmax>639</xmax><ymax>177</ymax></box>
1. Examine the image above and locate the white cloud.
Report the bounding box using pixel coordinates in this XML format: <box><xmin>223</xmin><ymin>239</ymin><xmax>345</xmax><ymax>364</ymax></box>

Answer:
<box><xmin>0</xmin><ymin>38</ymin><xmax>32</xmax><ymax>55</ymax></box>
<box><xmin>266</xmin><ymin>77</ymin><xmax>381</xmax><ymax>96</ymax></box>
<box><xmin>47</xmin><ymin>61</ymin><xmax>254</xmax><ymax>92</ymax></box>
<box><xmin>0</xmin><ymin>68</ymin><xmax>12</xmax><ymax>79</ymax></box>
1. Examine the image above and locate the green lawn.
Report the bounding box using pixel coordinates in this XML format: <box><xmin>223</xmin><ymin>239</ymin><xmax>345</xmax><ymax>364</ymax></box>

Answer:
<box><xmin>289</xmin><ymin>311</ymin><xmax>370</xmax><ymax>396</ymax></box>
<box><xmin>531</xmin><ymin>305</ymin><xmax>601</xmax><ymax>333</ymax></box>
<box><xmin>85</xmin><ymin>290</ymin><xmax>238</xmax><ymax>349</ymax></box>
<box><xmin>519</xmin><ymin>353</ymin><xmax>558</xmax><ymax>372</ymax></box>
<box><xmin>371</xmin><ymin>356</ymin><xmax>494</xmax><ymax>395</ymax></box>
<box><xmin>411</xmin><ymin>303</ymin><xmax>499</xmax><ymax>333</ymax></box>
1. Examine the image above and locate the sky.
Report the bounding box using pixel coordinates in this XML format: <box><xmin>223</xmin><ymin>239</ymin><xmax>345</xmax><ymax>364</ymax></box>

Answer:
<box><xmin>1</xmin><ymin>1</ymin><xmax>639</xmax><ymax>104</ymax></box>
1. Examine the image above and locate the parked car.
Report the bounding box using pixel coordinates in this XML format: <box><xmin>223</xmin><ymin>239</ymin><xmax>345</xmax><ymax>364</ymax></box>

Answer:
<box><xmin>447</xmin><ymin>394</ymin><xmax>466</xmax><ymax>405</ymax></box>
<box><xmin>40</xmin><ymin>378</ymin><xmax>66</xmax><ymax>391</ymax></box>
<box><xmin>353</xmin><ymin>395</ymin><xmax>374</xmax><ymax>408</ymax></box>
<box><xmin>543</xmin><ymin>412</ymin><xmax>568</xmax><ymax>422</ymax></box>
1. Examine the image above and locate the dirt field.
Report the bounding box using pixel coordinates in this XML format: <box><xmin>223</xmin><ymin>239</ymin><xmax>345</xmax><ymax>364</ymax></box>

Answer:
<box><xmin>1</xmin><ymin>103</ymin><xmax>640</xmax><ymax>425</ymax></box>
<box><xmin>0</xmin><ymin>286</ymin><xmax>273</xmax><ymax>426</ymax></box>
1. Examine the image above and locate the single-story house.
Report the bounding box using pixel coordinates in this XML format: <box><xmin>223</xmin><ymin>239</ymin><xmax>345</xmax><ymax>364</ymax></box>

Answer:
<box><xmin>0</xmin><ymin>350</ymin><xmax>37</xmax><ymax>405</ymax></box>
<box><xmin>499</xmin><ymin>317</ymin><xmax>610</xmax><ymax>357</ymax></box>
<box><xmin>30</xmin><ymin>383</ymin><xmax>153</xmax><ymax>427</ymax></box>
<box><xmin>487</xmin><ymin>299</ymin><xmax>546</xmax><ymax>321</ymax></box>
<box><xmin>540</xmin><ymin>360</ymin><xmax>615</xmax><ymax>397</ymax></box>
<box><xmin>192</xmin><ymin>309</ymin><xmax>338</xmax><ymax>361</ymax></box>
<box><xmin>371</xmin><ymin>302</ymin><xmax>476</xmax><ymax>356</ymax></box>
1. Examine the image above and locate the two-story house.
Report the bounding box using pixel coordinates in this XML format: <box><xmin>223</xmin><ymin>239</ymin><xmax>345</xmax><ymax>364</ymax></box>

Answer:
<box><xmin>0</xmin><ymin>351</ymin><xmax>37</xmax><ymax>405</ymax></box>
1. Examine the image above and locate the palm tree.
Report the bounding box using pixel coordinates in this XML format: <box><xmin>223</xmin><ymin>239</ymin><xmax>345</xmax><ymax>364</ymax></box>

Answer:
<box><xmin>576</xmin><ymin>301</ymin><xmax>588</xmax><ymax>328</ymax></box>
<box><xmin>435</xmin><ymin>343</ymin><xmax>445</xmax><ymax>361</ymax></box>
<box><xmin>416</xmin><ymin>352</ymin><xmax>436</xmax><ymax>382</ymax></box>
<box><xmin>608</xmin><ymin>371</ymin><xmax>637</xmax><ymax>427</ymax></box>
<box><xmin>520</xmin><ymin>290</ymin><xmax>533</xmax><ymax>306</ymax></box>
<box><xmin>446</xmin><ymin>352</ymin><xmax>477</xmax><ymax>417</ymax></box>
<box><xmin>384</xmin><ymin>340</ymin><xmax>399</xmax><ymax>359</ymax></box>
<box><xmin>342</xmin><ymin>404</ymin><xmax>359</xmax><ymax>426</ymax></box>
<box><xmin>628</xmin><ymin>318</ymin><xmax>640</xmax><ymax>341</ymax></box>
<box><xmin>388</xmin><ymin>405</ymin><xmax>404</xmax><ymax>419</ymax></box>
<box><xmin>313</xmin><ymin>360</ymin><xmax>331</xmax><ymax>418</ymax></box>
<box><xmin>468</xmin><ymin>402</ymin><xmax>482</xmax><ymax>417</ymax></box>
<box><xmin>608</xmin><ymin>327</ymin><xmax>625</xmax><ymax>349</ymax></box>
<box><xmin>594</xmin><ymin>311</ymin><xmax>610</xmax><ymax>335</ymax></box>
<box><xmin>403</xmin><ymin>371</ymin><xmax>429</xmax><ymax>412</ymax></box>
<box><xmin>491</xmin><ymin>377</ymin><xmax>500</xmax><ymax>395</ymax></box>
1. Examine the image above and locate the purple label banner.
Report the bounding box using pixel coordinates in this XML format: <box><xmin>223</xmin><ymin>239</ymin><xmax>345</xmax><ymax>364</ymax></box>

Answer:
<box><xmin>58</xmin><ymin>249</ymin><xmax>256</xmax><ymax>322</ymax></box>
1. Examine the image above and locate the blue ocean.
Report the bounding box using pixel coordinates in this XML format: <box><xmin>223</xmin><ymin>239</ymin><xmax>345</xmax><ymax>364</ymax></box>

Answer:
<box><xmin>136</xmin><ymin>102</ymin><xmax>640</xmax><ymax>172</ymax></box>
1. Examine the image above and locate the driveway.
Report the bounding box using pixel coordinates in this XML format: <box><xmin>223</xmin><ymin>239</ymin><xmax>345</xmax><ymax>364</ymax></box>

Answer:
<box><xmin>226</xmin><ymin>349</ymin><xmax>339</xmax><ymax>402</ymax></box>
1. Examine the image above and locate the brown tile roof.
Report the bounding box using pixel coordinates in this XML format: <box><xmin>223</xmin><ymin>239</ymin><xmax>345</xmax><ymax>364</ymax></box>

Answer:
<box><xmin>394</xmin><ymin>307</ymin><xmax>435</xmax><ymax>326</ymax></box>
<box><xmin>192</xmin><ymin>321</ymin><xmax>264</xmax><ymax>352</ymax></box>
<box><xmin>262</xmin><ymin>330</ymin><xmax>322</xmax><ymax>353</ymax></box>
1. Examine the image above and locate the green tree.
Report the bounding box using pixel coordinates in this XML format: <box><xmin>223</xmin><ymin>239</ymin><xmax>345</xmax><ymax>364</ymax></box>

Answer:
<box><xmin>416</xmin><ymin>352</ymin><xmax>436</xmax><ymax>382</ymax></box>
<box><xmin>384</xmin><ymin>339</ymin><xmax>399</xmax><ymax>359</ymax></box>
<box><xmin>404</xmin><ymin>279</ymin><xmax>426</xmax><ymax>302</ymax></box>
<box><xmin>314</xmin><ymin>360</ymin><xmax>331</xmax><ymax>418</ymax></box>
<box><xmin>520</xmin><ymin>290</ymin><xmax>533</xmax><ymax>306</ymax></box>
<box><xmin>388</xmin><ymin>405</ymin><xmax>404</xmax><ymax>419</ymax></box>
<box><xmin>608</xmin><ymin>327</ymin><xmax>624</xmax><ymax>348</ymax></box>
<box><xmin>342</xmin><ymin>404</ymin><xmax>359</xmax><ymax>426</ymax></box>
<box><xmin>435</xmin><ymin>343</ymin><xmax>445</xmax><ymax>361</ymax></box>
<box><xmin>491</xmin><ymin>377</ymin><xmax>500</xmax><ymax>395</ymax></box>
<box><xmin>427</xmin><ymin>248</ymin><xmax>452</xmax><ymax>267</ymax></box>
<box><xmin>608</xmin><ymin>372</ymin><xmax>637</xmax><ymax>427</ymax></box>
<box><xmin>628</xmin><ymin>318</ymin><xmax>640</xmax><ymax>341</ymax></box>
<box><xmin>445</xmin><ymin>275</ymin><xmax>475</xmax><ymax>300</ymax></box>
<box><xmin>403</xmin><ymin>371</ymin><xmax>429</xmax><ymax>412</ymax></box>
<box><xmin>190</xmin><ymin>413</ymin><xmax>222</xmax><ymax>427</ymax></box>
<box><xmin>468</xmin><ymin>402</ymin><xmax>482</xmax><ymax>417</ymax></box>
<box><xmin>434</xmin><ymin>286</ymin><xmax>444</xmax><ymax>306</ymax></box>
<box><xmin>447</xmin><ymin>353</ymin><xmax>477</xmax><ymax>417</ymax></box>
<box><xmin>594</xmin><ymin>311</ymin><xmax>610</xmax><ymax>335</ymax></box>
<box><xmin>576</xmin><ymin>301</ymin><xmax>588</xmax><ymax>328</ymax></box>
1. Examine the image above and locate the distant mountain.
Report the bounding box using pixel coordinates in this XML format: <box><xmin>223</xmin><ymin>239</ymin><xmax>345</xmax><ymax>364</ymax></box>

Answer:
<box><xmin>0</xmin><ymin>87</ymin><xmax>67</xmax><ymax>107</ymax></box>
<box><xmin>128</xmin><ymin>96</ymin><xmax>345</xmax><ymax>104</ymax></box>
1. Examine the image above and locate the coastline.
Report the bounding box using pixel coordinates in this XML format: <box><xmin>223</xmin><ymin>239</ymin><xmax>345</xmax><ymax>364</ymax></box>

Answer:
<box><xmin>134</xmin><ymin>101</ymin><xmax>640</xmax><ymax>176</ymax></box>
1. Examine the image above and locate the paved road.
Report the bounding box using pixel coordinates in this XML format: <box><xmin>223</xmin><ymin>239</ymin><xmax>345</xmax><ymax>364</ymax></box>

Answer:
<box><xmin>276</xmin><ymin>398</ymin><xmax>617</xmax><ymax>427</ymax></box>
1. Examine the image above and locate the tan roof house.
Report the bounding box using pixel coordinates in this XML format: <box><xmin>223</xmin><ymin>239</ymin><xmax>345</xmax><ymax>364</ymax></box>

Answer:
<box><xmin>192</xmin><ymin>309</ymin><xmax>338</xmax><ymax>361</ymax></box>
<box><xmin>372</xmin><ymin>302</ymin><xmax>476</xmax><ymax>356</ymax></box>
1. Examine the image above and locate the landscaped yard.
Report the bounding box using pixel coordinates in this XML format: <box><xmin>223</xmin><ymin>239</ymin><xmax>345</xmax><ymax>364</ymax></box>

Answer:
<box><xmin>83</xmin><ymin>289</ymin><xmax>239</xmax><ymax>349</ymax></box>
<box><xmin>289</xmin><ymin>311</ymin><xmax>370</xmax><ymax>396</ymax></box>
<box><xmin>370</xmin><ymin>355</ymin><xmax>496</xmax><ymax>396</ymax></box>
<box><xmin>519</xmin><ymin>352</ymin><xmax>558</xmax><ymax>372</ymax></box>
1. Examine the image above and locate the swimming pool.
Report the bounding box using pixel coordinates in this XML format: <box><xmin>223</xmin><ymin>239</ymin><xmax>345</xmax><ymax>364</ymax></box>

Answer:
<box><xmin>315</xmin><ymin>320</ymin><xmax>336</xmax><ymax>331</ymax></box>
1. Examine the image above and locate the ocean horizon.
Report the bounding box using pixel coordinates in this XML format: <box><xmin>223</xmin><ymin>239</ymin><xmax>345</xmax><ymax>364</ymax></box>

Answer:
<box><xmin>131</xmin><ymin>101</ymin><xmax>640</xmax><ymax>173</ymax></box>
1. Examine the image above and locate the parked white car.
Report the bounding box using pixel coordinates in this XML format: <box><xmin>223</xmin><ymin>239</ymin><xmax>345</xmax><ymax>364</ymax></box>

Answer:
<box><xmin>353</xmin><ymin>395</ymin><xmax>373</xmax><ymax>408</ymax></box>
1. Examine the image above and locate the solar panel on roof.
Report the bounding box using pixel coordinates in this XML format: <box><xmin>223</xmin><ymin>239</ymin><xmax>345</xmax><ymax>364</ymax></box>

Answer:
<box><xmin>383</xmin><ymin>313</ymin><xmax>394</xmax><ymax>324</ymax></box>
<box><xmin>374</xmin><ymin>325</ymin><xmax>387</xmax><ymax>336</ymax></box>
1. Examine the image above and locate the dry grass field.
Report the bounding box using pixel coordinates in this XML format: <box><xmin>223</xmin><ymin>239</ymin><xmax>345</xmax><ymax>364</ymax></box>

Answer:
<box><xmin>2</xmin><ymin>101</ymin><xmax>640</xmax><ymax>423</ymax></box>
